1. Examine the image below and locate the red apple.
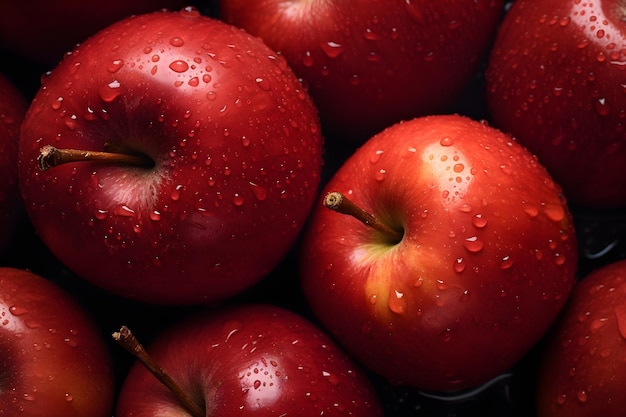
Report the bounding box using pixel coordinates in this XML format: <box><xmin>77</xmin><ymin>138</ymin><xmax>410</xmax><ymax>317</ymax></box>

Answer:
<box><xmin>535</xmin><ymin>259</ymin><xmax>626</xmax><ymax>417</ymax></box>
<box><xmin>113</xmin><ymin>303</ymin><xmax>383</xmax><ymax>416</ymax></box>
<box><xmin>484</xmin><ymin>0</ymin><xmax>626</xmax><ymax>209</ymax></box>
<box><xmin>299</xmin><ymin>114</ymin><xmax>578</xmax><ymax>392</ymax></box>
<box><xmin>0</xmin><ymin>72</ymin><xmax>27</xmax><ymax>252</ymax></box>
<box><xmin>17</xmin><ymin>7</ymin><xmax>324</xmax><ymax>305</ymax></box>
<box><xmin>0</xmin><ymin>267</ymin><xmax>115</xmax><ymax>417</ymax></box>
<box><xmin>219</xmin><ymin>0</ymin><xmax>506</xmax><ymax>144</ymax></box>
<box><xmin>0</xmin><ymin>0</ymin><xmax>191</xmax><ymax>67</ymax></box>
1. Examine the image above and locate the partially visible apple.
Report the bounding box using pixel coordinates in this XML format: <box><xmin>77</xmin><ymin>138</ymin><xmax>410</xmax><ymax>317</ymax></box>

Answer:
<box><xmin>485</xmin><ymin>0</ymin><xmax>626</xmax><ymax>209</ymax></box>
<box><xmin>113</xmin><ymin>303</ymin><xmax>383</xmax><ymax>416</ymax></box>
<box><xmin>17</xmin><ymin>8</ymin><xmax>324</xmax><ymax>305</ymax></box>
<box><xmin>219</xmin><ymin>0</ymin><xmax>505</xmax><ymax>144</ymax></box>
<box><xmin>0</xmin><ymin>72</ymin><xmax>27</xmax><ymax>252</ymax></box>
<box><xmin>535</xmin><ymin>259</ymin><xmax>626</xmax><ymax>417</ymax></box>
<box><xmin>0</xmin><ymin>0</ymin><xmax>190</xmax><ymax>67</ymax></box>
<box><xmin>0</xmin><ymin>267</ymin><xmax>115</xmax><ymax>417</ymax></box>
<box><xmin>299</xmin><ymin>114</ymin><xmax>578</xmax><ymax>392</ymax></box>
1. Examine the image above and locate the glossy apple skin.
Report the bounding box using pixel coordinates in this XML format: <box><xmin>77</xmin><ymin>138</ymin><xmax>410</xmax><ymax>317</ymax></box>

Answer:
<box><xmin>536</xmin><ymin>259</ymin><xmax>626</xmax><ymax>417</ymax></box>
<box><xmin>220</xmin><ymin>0</ymin><xmax>505</xmax><ymax>144</ymax></box>
<box><xmin>115</xmin><ymin>303</ymin><xmax>383</xmax><ymax>416</ymax></box>
<box><xmin>0</xmin><ymin>72</ymin><xmax>27</xmax><ymax>252</ymax></box>
<box><xmin>0</xmin><ymin>267</ymin><xmax>115</xmax><ymax>417</ymax></box>
<box><xmin>485</xmin><ymin>0</ymin><xmax>626</xmax><ymax>209</ymax></box>
<box><xmin>18</xmin><ymin>8</ymin><xmax>324</xmax><ymax>305</ymax></box>
<box><xmin>299</xmin><ymin>114</ymin><xmax>578</xmax><ymax>392</ymax></box>
<box><xmin>0</xmin><ymin>0</ymin><xmax>190</xmax><ymax>67</ymax></box>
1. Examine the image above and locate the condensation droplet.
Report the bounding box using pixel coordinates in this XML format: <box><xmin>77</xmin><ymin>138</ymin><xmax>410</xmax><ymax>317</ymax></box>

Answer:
<box><xmin>542</xmin><ymin>202</ymin><xmax>565</xmax><ymax>222</ymax></box>
<box><xmin>169</xmin><ymin>60</ymin><xmax>189</xmax><ymax>73</ymax></box>
<box><xmin>453</xmin><ymin>257</ymin><xmax>466</xmax><ymax>273</ymax></box>
<box><xmin>388</xmin><ymin>289</ymin><xmax>407</xmax><ymax>314</ymax></box>
<box><xmin>107</xmin><ymin>59</ymin><xmax>124</xmax><ymax>73</ymax></box>
<box><xmin>500</xmin><ymin>256</ymin><xmax>514</xmax><ymax>270</ymax></box>
<box><xmin>472</xmin><ymin>214</ymin><xmax>487</xmax><ymax>228</ymax></box>
<box><xmin>322</xmin><ymin>371</ymin><xmax>340</xmax><ymax>386</ymax></box>
<box><xmin>170</xmin><ymin>37</ymin><xmax>185</xmax><ymax>47</ymax></box>
<box><xmin>249</xmin><ymin>182</ymin><xmax>268</xmax><ymax>201</ymax></box>
<box><xmin>320</xmin><ymin>41</ymin><xmax>344</xmax><ymax>58</ymax></box>
<box><xmin>232</xmin><ymin>194</ymin><xmax>244</xmax><ymax>206</ymax></box>
<box><xmin>463</xmin><ymin>236</ymin><xmax>484</xmax><ymax>252</ymax></box>
<box><xmin>255</xmin><ymin>77</ymin><xmax>271</xmax><ymax>91</ymax></box>
<box><xmin>440</xmin><ymin>137</ymin><xmax>454</xmax><ymax>146</ymax></box>
<box><xmin>614</xmin><ymin>304</ymin><xmax>626</xmax><ymax>339</ymax></box>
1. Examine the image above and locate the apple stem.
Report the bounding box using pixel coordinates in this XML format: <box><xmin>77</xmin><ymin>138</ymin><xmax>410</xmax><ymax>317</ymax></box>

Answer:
<box><xmin>323</xmin><ymin>191</ymin><xmax>403</xmax><ymax>242</ymax></box>
<box><xmin>37</xmin><ymin>144</ymin><xmax>153</xmax><ymax>171</ymax></box>
<box><xmin>112</xmin><ymin>326</ymin><xmax>205</xmax><ymax>417</ymax></box>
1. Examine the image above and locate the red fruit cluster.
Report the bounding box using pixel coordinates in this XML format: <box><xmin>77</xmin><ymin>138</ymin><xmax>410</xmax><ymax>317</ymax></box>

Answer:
<box><xmin>0</xmin><ymin>1</ymin><xmax>624</xmax><ymax>416</ymax></box>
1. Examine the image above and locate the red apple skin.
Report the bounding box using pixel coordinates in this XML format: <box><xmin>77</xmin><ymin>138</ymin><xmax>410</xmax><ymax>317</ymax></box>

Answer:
<box><xmin>536</xmin><ymin>259</ymin><xmax>626</xmax><ymax>417</ymax></box>
<box><xmin>0</xmin><ymin>267</ymin><xmax>115</xmax><ymax>417</ymax></box>
<box><xmin>114</xmin><ymin>303</ymin><xmax>383</xmax><ymax>416</ymax></box>
<box><xmin>219</xmin><ymin>0</ymin><xmax>505</xmax><ymax>144</ymax></box>
<box><xmin>17</xmin><ymin>8</ymin><xmax>324</xmax><ymax>305</ymax></box>
<box><xmin>485</xmin><ymin>0</ymin><xmax>626</xmax><ymax>209</ymax></box>
<box><xmin>0</xmin><ymin>0</ymin><xmax>190</xmax><ymax>67</ymax></box>
<box><xmin>299</xmin><ymin>114</ymin><xmax>578</xmax><ymax>392</ymax></box>
<box><xmin>0</xmin><ymin>72</ymin><xmax>27</xmax><ymax>252</ymax></box>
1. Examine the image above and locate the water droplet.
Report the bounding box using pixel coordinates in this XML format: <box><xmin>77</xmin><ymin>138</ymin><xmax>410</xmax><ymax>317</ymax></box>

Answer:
<box><xmin>232</xmin><ymin>194</ymin><xmax>244</xmax><ymax>206</ymax></box>
<box><xmin>594</xmin><ymin>97</ymin><xmax>611</xmax><ymax>116</ymax></box>
<box><xmin>458</xmin><ymin>203</ymin><xmax>472</xmax><ymax>213</ymax></box>
<box><xmin>9</xmin><ymin>305</ymin><xmax>27</xmax><ymax>316</ymax></box>
<box><xmin>170</xmin><ymin>37</ymin><xmax>185</xmax><ymax>47</ymax></box>
<box><xmin>523</xmin><ymin>202</ymin><xmax>539</xmax><ymax>217</ymax></box>
<box><xmin>472</xmin><ymin>214</ymin><xmax>487</xmax><ymax>228</ymax></box>
<box><xmin>370</xmin><ymin>149</ymin><xmax>384</xmax><ymax>164</ymax></box>
<box><xmin>65</xmin><ymin>393</ymin><xmax>73</xmax><ymax>402</ymax></box>
<box><xmin>169</xmin><ymin>60</ymin><xmax>189</xmax><ymax>73</ymax></box>
<box><xmin>94</xmin><ymin>209</ymin><xmax>108</xmax><ymax>220</ymax></box>
<box><xmin>107</xmin><ymin>59</ymin><xmax>124</xmax><ymax>73</ymax></box>
<box><xmin>320</xmin><ymin>41</ymin><xmax>344</xmax><ymax>58</ymax></box>
<box><xmin>24</xmin><ymin>320</ymin><xmax>40</xmax><ymax>329</ymax></box>
<box><xmin>255</xmin><ymin>77</ymin><xmax>271</xmax><ymax>91</ymax></box>
<box><xmin>363</xmin><ymin>28</ymin><xmax>382</xmax><ymax>41</ymax></box>
<box><xmin>388</xmin><ymin>289</ymin><xmax>407</xmax><ymax>314</ymax></box>
<box><xmin>113</xmin><ymin>204</ymin><xmax>135</xmax><ymax>217</ymax></box>
<box><xmin>614</xmin><ymin>304</ymin><xmax>626</xmax><ymax>339</ymax></box>
<box><xmin>374</xmin><ymin>169</ymin><xmax>387</xmax><ymax>181</ymax></box>
<box><xmin>170</xmin><ymin>185</ymin><xmax>183</xmax><ymax>201</ymax></box>
<box><xmin>500</xmin><ymin>256</ymin><xmax>514</xmax><ymax>270</ymax></box>
<box><xmin>576</xmin><ymin>389</ymin><xmax>588</xmax><ymax>403</ymax></box>
<box><xmin>463</xmin><ymin>236</ymin><xmax>484</xmax><ymax>252</ymax></box>
<box><xmin>249</xmin><ymin>182</ymin><xmax>268</xmax><ymax>201</ymax></box>
<box><xmin>404</xmin><ymin>0</ymin><xmax>425</xmax><ymax>24</ymax></box>
<box><xmin>99</xmin><ymin>80</ymin><xmax>122</xmax><ymax>102</ymax></box>
<box><xmin>440</xmin><ymin>137</ymin><xmax>454</xmax><ymax>146</ymax></box>
<box><xmin>322</xmin><ymin>371</ymin><xmax>340</xmax><ymax>386</ymax></box>
<box><xmin>453</xmin><ymin>257</ymin><xmax>466</xmax><ymax>273</ymax></box>
<box><xmin>302</xmin><ymin>51</ymin><xmax>314</xmax><ymax>67</ymax></box>
<box><xmin>542</xmin><ymin>202</ymin><xmax>565</xmax><ymax>222</ymax></box>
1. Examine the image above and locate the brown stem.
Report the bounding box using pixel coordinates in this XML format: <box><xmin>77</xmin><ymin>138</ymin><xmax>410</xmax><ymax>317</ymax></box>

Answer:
<box><xmin>112</xmin><ymin>326</ymin><xmax>205</xmax><ymax>417</ymax></box>
<box><xmin>323</xmin><ymin>191</ymin><xmax>403</xmax><ymax>242</ymax></box>
<box><xmin>37</xmin><ymin>144</ymin><xmax>153</xmax><ymax>171</ymax></box>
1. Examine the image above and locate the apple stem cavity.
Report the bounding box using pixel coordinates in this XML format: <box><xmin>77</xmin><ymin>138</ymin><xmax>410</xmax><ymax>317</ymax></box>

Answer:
<box><xmin>323</xmin><ymin>191</ymin><xmax>403</xmax><ymax>243</ymax></box>
<box><xmin>37</xmin><ymin>144</ymin><xmax>154</xmax><ymax>171</ymax></box>
<box><xmin>112</xmin><ymin>326</ymin><xmax>205</xmax><ymax>417</ymax></box>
